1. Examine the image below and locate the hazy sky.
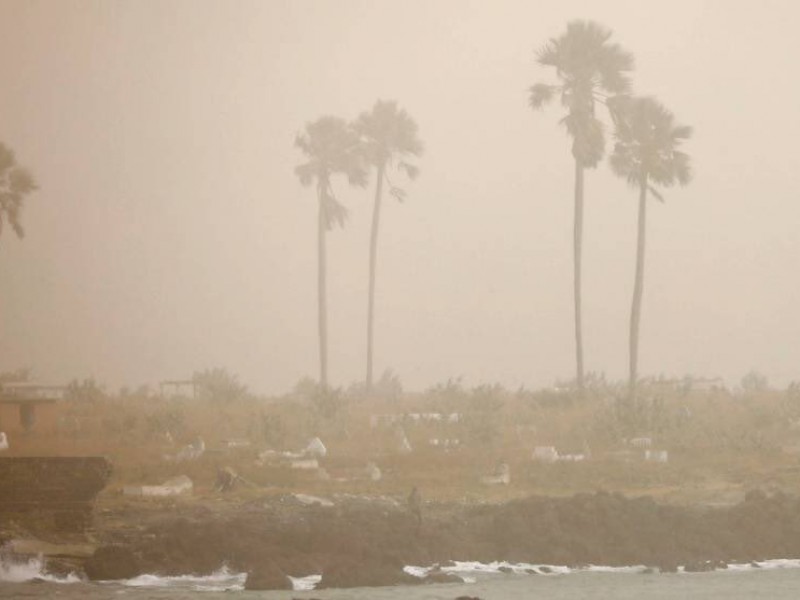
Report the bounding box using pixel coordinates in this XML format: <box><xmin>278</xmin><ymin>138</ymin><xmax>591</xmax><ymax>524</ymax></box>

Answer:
<box><xmin>0</xmin><ymin>0</ymin><xmax>798</xmax><ymax>394</ymax></box>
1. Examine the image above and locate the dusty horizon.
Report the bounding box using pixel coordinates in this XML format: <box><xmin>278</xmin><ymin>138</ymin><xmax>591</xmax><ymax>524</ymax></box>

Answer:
<box><xmin>0</xmin><ymin>0</ymin><xmax>798</xmax><ymax>394</ymax></box>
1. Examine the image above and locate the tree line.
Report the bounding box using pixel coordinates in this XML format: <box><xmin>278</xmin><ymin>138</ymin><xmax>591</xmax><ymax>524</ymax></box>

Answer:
<box><xmin>0</xmin><ymin>20</ymin><xmax>692</xmax><ymax>401</ymax></box>
<box><xmin>296</xmin><ymin>20</ymin><xmax>692</xmax><ymax>398</ymax></box>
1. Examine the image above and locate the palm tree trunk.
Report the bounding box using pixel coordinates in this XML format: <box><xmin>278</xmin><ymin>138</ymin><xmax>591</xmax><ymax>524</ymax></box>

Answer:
<box><xmin>365</xmin><ymin>164</ymin><xmax>385</xmax><ymax>392</ymax></box>
<box><xmin>629</xmin><ymin>178</ymin><xmax>648</xmax><ymax>397</ymax></box>
<box><xmin>317</xmin><ymin>181</ymin><xmax>328</xmax><ymax>391</ymax></box>
<box><xmin>573</xmin><ymin>160</ymin><xmax>585</xmax><ymax>390</ymax></box>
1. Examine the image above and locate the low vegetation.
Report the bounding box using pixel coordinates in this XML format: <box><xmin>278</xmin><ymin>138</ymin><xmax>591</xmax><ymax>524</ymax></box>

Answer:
<box><xmin>6</xmin><ymin>373</ymin><xmax>800</xmax><ymax>507</ymax></box>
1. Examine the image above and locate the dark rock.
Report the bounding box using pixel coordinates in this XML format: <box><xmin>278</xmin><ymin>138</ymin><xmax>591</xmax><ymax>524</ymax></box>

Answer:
<box><xmin>84</xmin><ymin>545</ymin><xmax>141</xmax><ymax>580</ymax></box>
<box><xmin>245</xmin><ymin>561</ymin><xmax>292</xmax><ymax>590</ymax></box>
<box><xmin>498</xmin><ymin>565</ymin><xmax>513</xmax><ymax>573</ymax></box>
<box><xmin>423</xmin><ymin>571</ymin><xmax>462</xmax><ymax>584</ymax></box>
<box><xmin>319</xmin><ymin>557</ymin><xmax>420</xmax><ymax>588</ymax></box>
<box><xmin>683</xmin><ymin>560</ymin><xmax>717</xmax><ymax>573</ymax></box>
<box><xmin>656</xmin><ymin>560</ymin><xmax>679</xmax><ymax>573</ymax></box>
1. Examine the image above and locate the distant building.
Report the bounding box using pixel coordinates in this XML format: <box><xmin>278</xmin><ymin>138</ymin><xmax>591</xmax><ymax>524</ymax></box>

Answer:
<box><xmin>159</xmin><ymin>380</ymin><xmax>198</xmax><ymax>398</ymax></box>
<box><xmin>687</xmin><ymin>377</ymin><xmax>726</xmax><ymax>393</ymax></box>
<box><xmin>0</xmin><ymin>383</ymin><xmax>65</xmax><ymax>434</ymax></box>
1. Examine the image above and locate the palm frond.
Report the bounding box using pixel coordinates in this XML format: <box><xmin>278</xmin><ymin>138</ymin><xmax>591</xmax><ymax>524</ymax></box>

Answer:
<box><xmin>529</xmin><ymin>83</ymin><xmax>556</xmax><ymax>110</ymax></box>
<box><xmin>321</xmin><ymin>185</ymin><xmax>349</xmax><ymax>231</ymax></box>
<box><xmin>0</xmin><ymin>144</ymin><xmax>15</xmax><ymax>176</ymax></box>
<box><xmin>389</xmin><ymin>185</ymin><xmax>407</xmax><ymax>203</ymax></box>
<box><xmin>398</xmin><ymin>160</ymin><xmax>419</xmax><ymax>180</ymax></box>
<box><xmin>648</xmin><ymin>185</ymin><xmax>665</xmax><ymax>203</ymax></box>
<box><xmin>294</xmin><ymin>162</ymin><xmax>317</xmax><ymax>187</ymax></box>
<box><xmin>9</xmin><ymin>168</ymin><xmax>37</xmax><ymax>194</ymax></box>
<box><xmin>535</xmin><ymin>41</ymin><xmax>559</xmax><ymax>67</ymax></box>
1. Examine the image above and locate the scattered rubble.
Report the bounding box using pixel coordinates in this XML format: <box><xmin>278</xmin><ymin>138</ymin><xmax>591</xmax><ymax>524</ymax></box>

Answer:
<box><xmin>532</xmin><ymin>446</ymin><xmax>558</xmax><ymax>463</ymax></box>
<box><xmin>290</xmin><ymin>458</ymin><xmax>319</xmax><ymax>470</ymax></box>
<box><xmin>644</xmin><ymin>450</ymin><xmax>669</xmax><ymax>463</ymax></box>
<box><xmin>304</xmin><ymin>437</ymin><xmax>327</xmax><ymax>458</ymax></box>
<box><xmin>365</xmin><ymin>462</ymin><xmax>382</xmax><ymax>482</ymax></box>
<box><xmin>481</xmin><ymin>463</ymin><xmax>510</xmax><ymax>486</ymax></box>
<box><xmin>293</xmin><ymin>493</ymin><xmax>334</xmax><ymax>507</ymax></box>
<box><xmin>166</xmin><ymin>438</ymin><xmax>205</xmax><ymax>462</ymax></box>
<box><xmin>123</xmin><ymin>475</ymin><xmax>193</xmax><ymax>497</ymax></box>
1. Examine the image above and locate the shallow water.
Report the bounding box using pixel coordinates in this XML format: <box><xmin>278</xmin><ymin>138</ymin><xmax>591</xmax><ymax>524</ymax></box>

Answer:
<box><xmin>4</xmin><ymin>558</ymin><xmax>800</xmax><ymax>599</ymax></box>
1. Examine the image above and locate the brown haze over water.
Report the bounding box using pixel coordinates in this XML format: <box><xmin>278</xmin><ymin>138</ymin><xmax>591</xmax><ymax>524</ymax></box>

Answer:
<box><xmin>0</xmin><ymin>0</ymin><xmax>797</xmax><ymax>394</ymax></box>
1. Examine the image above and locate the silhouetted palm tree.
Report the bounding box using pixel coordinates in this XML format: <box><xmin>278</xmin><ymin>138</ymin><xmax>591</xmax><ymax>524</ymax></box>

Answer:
<box><xmin>609</xmin><ymin>96</ymin><xmax>692</xmax><ymax>395</ymax></box>
<box><xmin>354</xmin><ymin>100</ymin><xmax>423</xmax><ymax>392</ymax></box>
<box><xmin>295</xmin><ymin>117</ymin><xmax>366</xmax><ymax>390</ymax></box>
<box><xmin>529</xmin><ymin>20</ymin><xmax>633</xmax><ymax>390</ymax></box>
<box><xmin>0</xmin><ymin>142</ymin><xmax>37</xmax><ymax>241</ymax></box>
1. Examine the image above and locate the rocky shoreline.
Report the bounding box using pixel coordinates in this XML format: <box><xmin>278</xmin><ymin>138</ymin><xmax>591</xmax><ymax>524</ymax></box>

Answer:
<box><xmin>22</xmin><ymin>488</ymin><xmax>792</xmax><ymax>589</ymax></box>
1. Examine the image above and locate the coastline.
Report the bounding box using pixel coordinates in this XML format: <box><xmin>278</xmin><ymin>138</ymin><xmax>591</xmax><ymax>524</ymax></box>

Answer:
<box><xmin>10</xmin><ymin>488</ymin><xmax>799</xmax><ymax>589</ymax></box>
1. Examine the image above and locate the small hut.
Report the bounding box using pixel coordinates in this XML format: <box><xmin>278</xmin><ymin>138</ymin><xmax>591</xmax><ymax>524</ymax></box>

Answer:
<box><xmin>0</xmin><ymin>383</ymin><xmax>64</xmax><ymax>434</ymax></box>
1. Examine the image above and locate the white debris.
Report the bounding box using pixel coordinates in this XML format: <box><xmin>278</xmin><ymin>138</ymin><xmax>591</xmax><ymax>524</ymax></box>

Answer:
<box><xmin>304</xmin><ymin>437</ymin><xmax>327</xmax><ymax>458</ymax></box>
<box><xmin>293</xmin><ymin>493</ymin><xmax>334</xmax><ymax>507</ymax></box>
<box><xmin>290</xmin><ymin>458</ymin><xmax>319</xmax><ymax>470</ymax></box>
<box><xmin>644</xmin><ymin>449</ymin><xmax>669</xmax><ymax>463</ymax></box>
<box><xmin>557</xmin><ymin>453</ymin><xmax>586</xmax><ymax>462</ymax></box>
<box><xmin>428</xmin><ymin>438</ymin><xmax>460</xmax><ymax>449</ymax></box>
<box><xmin>532</xmin><ymin>446</ymin><xmax>559</xmax><ymax>463</ymax></box>
<box><xmin>124</xmin><ymin>475</ymin><xmax>193</xmax><ymax>497</ymax></box>
<box><xmin>448</xmin><ymin>413</ymin><xmax>461</xmax><ymax>423</ymax></box>
<box><xmin>481</xmin><ymin>463</ymin><xmax>510</xmax><ymax>486</ymax></box>
<box><xmin>629</xmin><ymin>437</ymin><xmax>652</xmax><ymax>449</ymax></box>
<box><xmin>365</xmin><ymin>462</ymin><xmax>382</xmax><ymax>481</ymax></box>
<box><xmin>397</xmin><ymin>430</ymin><xmax>413</xmax><ymax>454</ymax></box>
<box><xmin>0</xmin><ymin>432</ymin><xmax>8</xmax><ymax>451</ymax></box>
<box><xmin>222</xmin><ymin>438</ymin><xmax>251</xmax><ymax>449</ymax></box>
<box><xmin>170</xmin><ymin>438</ymin><xmax>205</xmax><ymax>462</ymax></box>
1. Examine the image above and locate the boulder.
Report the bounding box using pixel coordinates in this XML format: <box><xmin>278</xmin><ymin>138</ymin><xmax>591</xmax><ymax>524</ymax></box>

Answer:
<box><xmin>423</xmin><ymin>571</ymin><xmax>463</xmax><ymax>584</ymax></box>
<box><xmin>319</xmin><ymin>557</ymin><xmax>420</xmax><ymax>588</ymax></box>
<box><xmin>84</xmin><ymin>545</ymin><xmax>141</xmax><ymax>580</ymax></box>
<box><xmin>245</xmin><ymin>561</ymin><xmax>292</xmax><ymax>590</ymax></box>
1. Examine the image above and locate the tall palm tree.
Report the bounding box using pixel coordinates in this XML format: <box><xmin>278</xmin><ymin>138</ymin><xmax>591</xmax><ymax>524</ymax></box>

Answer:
<box><xmin>529</xmin><ymin>20</ymin><xmax>633</xmax><ymax>391</ymax></box>
<box><xmin>295</xmin><ymin>116</ymin><xmax>366</xmax><ymax>390</ymax></box>
<box><xmin>609</xmin><ymin>96</ymin><xmax>692</xmax><ymax>395</ymax></box>
<box><xmin>0</xmin><ymin>142</ymin><xmax>37</xmax><ymax>241</ymax></box>
<box><xmin>354</xmin><ymin>100</ymin><xmax>423</xmax><ymax>392</ymax></box>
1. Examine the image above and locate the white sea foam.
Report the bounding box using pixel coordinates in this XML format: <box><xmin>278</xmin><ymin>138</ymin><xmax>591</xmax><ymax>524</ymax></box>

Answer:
<box><xmin>289</xmin><ymin>573</ymin><xmax>322</xmax><ymax>590</ymax></box>
<box><xmin>405</xmin><ymin>559</ymin><xmax>800</xmax><ymax>580</ymax></box>
<box><xmin>0</xmin><ymin>552</ymin><xmax>81</xmax><ymax>584</ymax></box>
<box><xmin>121</xmin><ymin>565</ymin><xmax>246</xmax><ymax>591</ymax></box>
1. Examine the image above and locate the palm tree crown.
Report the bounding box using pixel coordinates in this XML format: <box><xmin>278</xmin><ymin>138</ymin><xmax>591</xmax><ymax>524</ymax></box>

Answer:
<box><xmin>0</xmin><ymin>142</ymin><xmax>37</xmax><ymax>239</ymax></box>
<box><xmin>354</xmin><ymin>100</ymin><xmax>423</xmax><ymax>193</ymax></box>
<box><xmin>529</xmin><ymin>20</ymin><xmax>634</xmax><ymax>167</ymax></box>
<box><xmin>294</xmin><ymin>116</ymin><xmax>366</xmax><ymax>228</ymax></box>
<box><xmin>610</xmin><ymin>96</ymin><xmax>692</xmax><ymax>191</ymax></box>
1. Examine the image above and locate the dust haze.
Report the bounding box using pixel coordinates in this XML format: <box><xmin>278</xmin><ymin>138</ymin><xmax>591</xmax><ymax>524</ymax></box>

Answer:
<box><xmin>0</xmin><ymin>0</ymin><xmax>798</xmax><ymax>394</ymax></box>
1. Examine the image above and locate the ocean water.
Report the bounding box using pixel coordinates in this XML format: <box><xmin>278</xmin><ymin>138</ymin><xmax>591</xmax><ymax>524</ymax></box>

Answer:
<box><xmin>3</xmin><ymin>556</ymin><xmax>800</xmax><ymax>599</ymax></box>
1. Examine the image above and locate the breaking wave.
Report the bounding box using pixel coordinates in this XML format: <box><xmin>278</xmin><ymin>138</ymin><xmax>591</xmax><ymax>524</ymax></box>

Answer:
<box><xmin>0</xmin><ymin>551</ymin><xmax>81</xmax><ymax>583</ymax></box>
<box><xmin>120</xmin><ymin>565</ymin><xmax>247</xmax><ymax>591</ymax></box>
<box><xmin>404</xmin><ymin>558</ymin><xmax>800</xmax><ymax>580</ymax></box>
